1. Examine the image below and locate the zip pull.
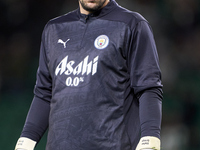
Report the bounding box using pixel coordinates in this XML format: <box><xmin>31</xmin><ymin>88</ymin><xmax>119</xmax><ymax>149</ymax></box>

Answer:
<box><xmin>81</xmin><ymin>14</ymin><xmax>90</xmax><ymax>23</ymax></box>
<box><xmin>85</xmin><ymin>15</ymin><xmax>88</xmax><ymax>20</ymax></box>
<box><xmin>84</xmin><ymin>15</ymin><xmax>89</xmax><ymax>23</ymax></box>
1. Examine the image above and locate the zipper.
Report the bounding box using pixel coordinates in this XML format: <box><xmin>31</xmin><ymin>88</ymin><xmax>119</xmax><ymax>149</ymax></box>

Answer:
<box><xmin>80</xmin><ymin>15</ymin><xmax>89</xmax><ymax>48</ymax></box>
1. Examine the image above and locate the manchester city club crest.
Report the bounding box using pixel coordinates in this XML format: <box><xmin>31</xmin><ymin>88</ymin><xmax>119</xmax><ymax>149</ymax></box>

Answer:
<box><xmin>94</xmin><ymin>35</ymin><xmax>109</xmax><ymax>50</ymax></box>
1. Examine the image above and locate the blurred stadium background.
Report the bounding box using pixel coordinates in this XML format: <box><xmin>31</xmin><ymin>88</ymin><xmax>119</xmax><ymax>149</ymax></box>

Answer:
<box><xmin>0</xmin><ymin>0</ymin><xmax>200</xmax><ymax>149</ymax></box>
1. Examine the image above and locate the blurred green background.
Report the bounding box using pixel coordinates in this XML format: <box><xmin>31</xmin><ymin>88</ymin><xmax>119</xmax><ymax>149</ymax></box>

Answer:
<box><xmin>0</xmin><ymin>0</ymin><xmax>200</xmax><ymax>149</ymax></box>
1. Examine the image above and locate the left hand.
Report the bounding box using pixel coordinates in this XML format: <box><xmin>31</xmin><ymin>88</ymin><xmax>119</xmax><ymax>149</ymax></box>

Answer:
<box><xmin>135</xmin><ymin>136</ymin><xmax>160</xmax><ymax>150</ymax></box>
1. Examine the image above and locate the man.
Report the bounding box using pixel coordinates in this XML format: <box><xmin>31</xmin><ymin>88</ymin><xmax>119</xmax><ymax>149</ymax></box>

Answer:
<box><xmin>15</xmin><ymin>0</ymin><xmax>163</xmax><ymax>150</ymax></box>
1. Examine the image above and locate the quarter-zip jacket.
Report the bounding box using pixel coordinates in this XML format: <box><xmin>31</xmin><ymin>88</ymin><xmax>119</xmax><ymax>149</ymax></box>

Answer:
<box><xmin>21</xmin><ymin>0</ymin><xmax>163</xmax><ymax>149</ymax></box>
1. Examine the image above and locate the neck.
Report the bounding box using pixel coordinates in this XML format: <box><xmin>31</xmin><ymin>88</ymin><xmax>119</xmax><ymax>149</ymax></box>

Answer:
<box><xmin>79</xmin><ymin>0</ymin><xmax>110</xmax><ymax>15</ymax></box>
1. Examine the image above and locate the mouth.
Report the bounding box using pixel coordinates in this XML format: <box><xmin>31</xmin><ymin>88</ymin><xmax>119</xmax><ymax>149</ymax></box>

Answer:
<box><xmin>88</xmin><ymin>0</ymin><xmax>96</xmax><ymax>3</ymax></box>
<box><xmin>87</xmin><ymin>0</ymin><xmax>97</xmax><ymax>5</ymax></box>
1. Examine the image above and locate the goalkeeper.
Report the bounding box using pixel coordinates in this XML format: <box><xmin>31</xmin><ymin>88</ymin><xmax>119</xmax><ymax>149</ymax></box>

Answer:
<box><xmin>15</xmin><ymin>0</ymin><xmax>163</xmax><ymax>149</ymax></box>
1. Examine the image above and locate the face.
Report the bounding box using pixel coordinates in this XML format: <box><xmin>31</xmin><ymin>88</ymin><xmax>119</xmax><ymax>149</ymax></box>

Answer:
<box><xmin>79</xmin><ymin>0</ymin><xmax>109</xmax><ymax>14</ymax></box>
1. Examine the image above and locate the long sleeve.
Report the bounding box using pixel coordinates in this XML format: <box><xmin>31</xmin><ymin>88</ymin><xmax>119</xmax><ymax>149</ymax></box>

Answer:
<box><xmin>128</xmin><ymin>20</ymin><xmax>163</xmax><ymax>138</ymax></box>
<box><xmin>20</xmin><ymin>28</ymin><xmax>52</xmax><ymax>142</ymax></box>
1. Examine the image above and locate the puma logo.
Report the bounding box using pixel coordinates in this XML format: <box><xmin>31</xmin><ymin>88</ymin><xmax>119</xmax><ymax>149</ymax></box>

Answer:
<box><xmin>58</xmin><ymin>39</ymin><xmax>70</xmax><ymax>48</ymax></box>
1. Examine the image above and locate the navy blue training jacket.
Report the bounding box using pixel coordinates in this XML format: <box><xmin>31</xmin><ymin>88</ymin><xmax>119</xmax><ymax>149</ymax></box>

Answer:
<box><xmin>21</xmin><ymin>0</ymin><xmax>163</xmax><ymax>149</ymax></box>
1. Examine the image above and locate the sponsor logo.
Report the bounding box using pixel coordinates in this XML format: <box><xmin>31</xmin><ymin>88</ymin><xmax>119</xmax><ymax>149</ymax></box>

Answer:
<box><xmin>94</xmin><ymin>35</ymin><xmax>109</xmax><ymax>50</ymax></box>
<box><xmin>58</xmin><ymin>39</ymin><xmax>70</xmax><ymax>48</ymax></box>
<box><xmin>55</xmin><ymin>55</ymin><xmax>99</xmax><ymax>87</ymax></box>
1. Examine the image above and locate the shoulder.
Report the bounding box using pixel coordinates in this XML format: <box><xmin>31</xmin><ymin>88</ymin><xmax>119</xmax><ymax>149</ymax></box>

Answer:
<box><xmin>41</xmin><ymin>9</ymin><xmax>79</xmax><ymax>44</ymax></box>
<box><xmin>116</xmin><ymin>5</ymin><xmax>146</xmax><ymax>21</ymax></box>
<box><xmin>103</xmin><ymin>4</ymin><xmax>148</xmax><ymax>29</ymax></box>
<box><xmin>46</xmin><ymin>9</ymin><xmax>79</xmax><ymax>27</ymax></box>
<box><xmin>41</xmin><ymin>9</ymin><xmax>79</xmax><ymax>36</ymax></box>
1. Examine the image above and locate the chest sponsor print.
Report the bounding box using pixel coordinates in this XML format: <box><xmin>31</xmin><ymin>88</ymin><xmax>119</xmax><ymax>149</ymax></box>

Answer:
<box><xmin>55</xmin><ymin>55</ymin><xmax>99</xmax><ymax>87</ymax></box>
